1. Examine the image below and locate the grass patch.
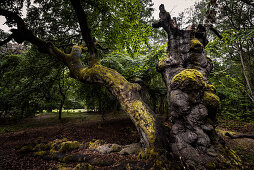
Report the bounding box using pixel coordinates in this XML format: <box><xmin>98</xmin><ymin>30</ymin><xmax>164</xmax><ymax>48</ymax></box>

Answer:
<box><xmin>0</xmin><ymin>124</ymin><xmax>31</xmax><ymax>133</ymax></box>
<box><xmin>0</xmin><ymin>111</ymin><xmax>127</xmax><ymax>134</ymax></box>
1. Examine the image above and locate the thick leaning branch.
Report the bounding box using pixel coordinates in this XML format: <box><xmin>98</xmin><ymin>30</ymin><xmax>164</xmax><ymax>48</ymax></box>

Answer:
<box><xmin>209</xmin><ymin>26</ymin><xmax>223</xmax><ymax>39</ymax></box>
<box><xmin>0</xmin><ymin>9</ymin><xmax>25</xmax><ymax>28</ymax></box>
<box><xmin>0</xmin><ymin>8</ymin><xmax>166</xmax><ymax>149</ymax></box>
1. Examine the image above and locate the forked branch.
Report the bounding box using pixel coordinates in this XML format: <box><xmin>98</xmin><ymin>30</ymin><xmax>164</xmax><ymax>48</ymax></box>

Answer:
<box><xmin>70</xmin><ymin>0</ymin><xmax>98</xmax><ymax>59</ymax></box>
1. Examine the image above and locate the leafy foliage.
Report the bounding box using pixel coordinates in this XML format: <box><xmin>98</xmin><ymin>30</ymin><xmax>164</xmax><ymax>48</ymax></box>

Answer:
<box><xmin>184</xmin><ymin>0</ymin><xmax>254</xmax><ymax>121</ymax></box>
<box><xmin>208</xmin><ymin>61</ymin><xmax>254</xmax><ymax>121</ymax></box>
<box><xmin>22</xmin><ymin>0</ymin><xmax>154</xmax><ymax>56</ymax></box>
<box><xmin>75</xmin><ymin>44</ymin><xmax>168</xmax><ymax>114</ymax></box>
<box><xmin>0</xmin><ymin>47</ymin><xmax>81</xmax><ymax>121</ymax></box>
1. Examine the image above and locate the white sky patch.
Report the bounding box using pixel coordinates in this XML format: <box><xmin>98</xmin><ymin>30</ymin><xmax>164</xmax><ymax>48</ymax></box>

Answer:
<box><xmin>152</xmin><ymin>0</ymin><xmax>202</xmax><ymax>18</ymax></box>
<box><xmin>0</xmin><ymin>5</ymin><xmax>27</xmax><ymax>33</ymax></box>
<box><xmin>0</xmin><ymin>17</ymin><xmax>10</xmax><ymax>32</ymax></box>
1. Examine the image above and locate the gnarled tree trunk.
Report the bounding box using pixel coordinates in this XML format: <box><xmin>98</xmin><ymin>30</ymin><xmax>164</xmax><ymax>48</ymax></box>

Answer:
<box><xmin>0</xmin><ymin>1</ymin><xmax>242</xmax><ymax>169</ymax></box>
<box><xmin>153</xmin><ymin>4</ymin><xmax>241</xmax><ymax>169</ymax></box>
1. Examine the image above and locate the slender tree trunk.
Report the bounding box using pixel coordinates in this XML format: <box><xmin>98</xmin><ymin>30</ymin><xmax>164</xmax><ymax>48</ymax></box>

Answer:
<box><xmin>237</xmin><ymin>43</ymin><xmax>254</xmax><ymax>102</ymax></box>
<box><xmin>59</xmin><ymin>100</ymin><xmax>64</xmax><ymax>120</ymax></box>
<box><xmin>58</xmin><ymin>73</ymin><xmax>66</xmax><ymax>120</ymax></box>
<box><xmin>58</xmin><ymin>94</ymin><xmax>65</xmax><ymax>120</ymax></box>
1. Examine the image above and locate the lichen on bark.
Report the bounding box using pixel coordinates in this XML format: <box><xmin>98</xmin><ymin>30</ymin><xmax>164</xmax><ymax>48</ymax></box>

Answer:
<box><xmin>153</xmin><ymin>3</ymin><xmax>242</xmax><ymax>169</ymax></box>
<box><xmin>62</xmin><ymin>45</ymin><xmax>163</xmax><ymax>149</ymax></box>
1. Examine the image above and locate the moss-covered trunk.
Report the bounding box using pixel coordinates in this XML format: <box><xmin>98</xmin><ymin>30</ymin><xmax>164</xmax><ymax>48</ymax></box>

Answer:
<box><xmin>153</xmin><ymin>4</ymin><xmax>242</xmax><ymax>169</ymax></box>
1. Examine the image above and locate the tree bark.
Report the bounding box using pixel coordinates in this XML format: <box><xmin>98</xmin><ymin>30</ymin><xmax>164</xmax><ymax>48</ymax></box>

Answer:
<box><xmin>59</xmin><ymin>99</ymin><xmax>64</xmax><ymax>120</ymax></box>
<box><xmin>153</xmin><ymin>4</ymin><xmax>242</xmax><ymax>168</ymax></box>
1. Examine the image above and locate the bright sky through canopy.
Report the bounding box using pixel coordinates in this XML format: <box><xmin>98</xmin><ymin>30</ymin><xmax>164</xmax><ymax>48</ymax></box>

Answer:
<box><xmin>0</xmin><ymin>0</ymin><xmax>202</xmax><ymax>32</ymax></box>
<box><xmin>152</xmin><ymin>0</ymin><xmax>202</xmax><ymax>18</ymax></box>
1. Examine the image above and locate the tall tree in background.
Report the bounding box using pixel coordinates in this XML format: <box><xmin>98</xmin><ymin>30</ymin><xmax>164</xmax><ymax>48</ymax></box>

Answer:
<box><xmin>205</xmin><ymin>0</ymin><xmax>254</xmax><ymax>119</ymax></box>
<box><xmin>211</xmin><ymin>0</ymin><xmax>254</xmax><ymax>101</ymax></box>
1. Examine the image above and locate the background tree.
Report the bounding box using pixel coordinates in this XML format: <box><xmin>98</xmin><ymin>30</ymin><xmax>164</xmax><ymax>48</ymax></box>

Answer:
<box><xmin>183</xmin><ymin>0</ymin><xmax>254</xmax><ymax>121</ymax></box>
<box><xmin>0</xmin><ymin>46</ymin><xmax>60</xmax><ymax>121</ymax></box>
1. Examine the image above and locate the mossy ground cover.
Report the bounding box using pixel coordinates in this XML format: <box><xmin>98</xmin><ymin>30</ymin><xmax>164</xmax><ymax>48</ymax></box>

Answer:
<box><xmin>0</xmin><ymin>113</ymin><xmax>141</xmax><ymax>169</ymax></box>
<box><xmin>0</xmin><ymin>112</ymin><xmax>253</xmax><ymax>169</ymax></box>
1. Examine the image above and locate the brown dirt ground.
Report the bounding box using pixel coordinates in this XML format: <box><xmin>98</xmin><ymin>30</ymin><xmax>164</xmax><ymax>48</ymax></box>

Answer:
<box><xmin>0</xmin><ymin>116</ymin><xmax>254</xmax><ymax>169</ymax></box>
<box><xmin>0</xmin><ymin>117</ymin><xmax>141</xmax><ymax>169</ymax></box>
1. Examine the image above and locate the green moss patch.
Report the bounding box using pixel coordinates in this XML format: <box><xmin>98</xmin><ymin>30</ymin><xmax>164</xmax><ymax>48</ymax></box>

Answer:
<box><xmin>190</xmin><ymin>38</ymin><xmax>203</xmax><ymax>52</ymax></box>
<box><xmin>33</xmin><ymin>143</ymin><xmax>50</xmax><ymax>151</ymax></box>
<box><xmin>74</xmin><ymin>163</ymin><xmax>93</xmax><ymax>170</ymax></box>
<box><xmin>88</xmin><ymin>140</ymin><xmax>105</xmax><ymax>150</ymax></box>
<box><xmin>18</xmin><ymin>138</ymin><xmax>82</xmax><ymax>163</ymax></box>
<box><xmin>157</xmin><ymin>55</ymin><xmax>170</xmax><ymax>70</ymax></box>
<box><xmin>138</xmin><ymin>148</ymin><xmax>169</xmax><ymax>169</ymax></box>
<box><xmin>171</xmin><ymin>69</ymin><xmax>206</xmax><ymax>90</ymax></box>
<box><xmin>59</xmin><ymin>141</ymin><xmax>80</xmax><ymax>153</ymax></box>
<box><xmin>34</xmin><ymin>151</ymin><xmax>47</xmax><ymax>156</ymax></box>
<box><xmin>49</xmin><ymin>138</ymin><xmax>80</xmax><ymax>154</ymax></box>
<box><xmin>203</xmin><ymin>91</ymin><xmax>220</xmax><ymax>108</ymax></box>
<box><xmin>18</xmin><ymin>145</ymin><xmax>34</xmax><ymax>154</ymax></box>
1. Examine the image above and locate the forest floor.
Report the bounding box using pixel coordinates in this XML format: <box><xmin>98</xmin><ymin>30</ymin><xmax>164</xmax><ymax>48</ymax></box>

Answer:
<box><xmin>0</xmin><ymin>112</ymin><xmax>254</xmax><ymax>169</ymax></box>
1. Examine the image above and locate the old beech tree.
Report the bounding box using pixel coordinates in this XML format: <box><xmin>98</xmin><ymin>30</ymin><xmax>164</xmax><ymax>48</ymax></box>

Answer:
<box><xmin>0</xmin><ymin>0</ymin><xmax>241</xmax><ymax>168</ymax></box>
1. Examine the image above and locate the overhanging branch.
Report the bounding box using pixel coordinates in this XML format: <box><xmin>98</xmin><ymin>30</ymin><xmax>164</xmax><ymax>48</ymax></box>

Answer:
<box><xmin>0</xmin><ymin>8</ymin><xmax>25</xmax><ymax>28</ymax></box>
<box><xmin>209</xmin><ymin>26</ymin><xmax>223</xmax><ymax>39</ymax></box>
<box><xmin>0</xmin><ymin>8</ymin><xmax>70</xmax><ymax>64</ymax></box>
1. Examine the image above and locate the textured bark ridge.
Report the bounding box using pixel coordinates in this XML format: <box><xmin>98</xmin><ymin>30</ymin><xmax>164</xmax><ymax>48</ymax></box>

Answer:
<box><xmin>154</xmin><ymin>4</ymin><xmax>241</xmax><ymax>168</ymax></box>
